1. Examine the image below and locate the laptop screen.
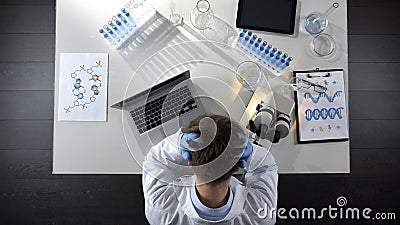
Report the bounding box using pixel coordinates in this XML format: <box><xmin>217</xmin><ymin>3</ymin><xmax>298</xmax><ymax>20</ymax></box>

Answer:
<box><xmin>111</xmin><ymin>70</ymin><xmax>190</xmax><ymax>109</ymax></box>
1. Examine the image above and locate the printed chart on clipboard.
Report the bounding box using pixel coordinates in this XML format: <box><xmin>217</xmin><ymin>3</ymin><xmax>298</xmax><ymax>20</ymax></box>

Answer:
<box><xmin>294</xmin><ymin>69</ymin><xmax>349</xmax><ymax>143</ymax></box>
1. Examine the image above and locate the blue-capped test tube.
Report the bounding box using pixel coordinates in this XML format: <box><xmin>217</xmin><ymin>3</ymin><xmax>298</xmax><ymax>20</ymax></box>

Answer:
<box><xmin>99</xmin><ymin>29</ymin><xmax>115</xmax><ymax>45</ymax></box>
<box><xmin>265</xmin><ymin>44</ymin><xmax>272</xmax><ymax>52</ymax></box>
<box><xmin>257</xmin><ymin>38</ymin><xmax>262</xmax><ymax>44</ymax></box>
<box><xmin>271</xmin><ymin>55</ymin><xmax>280</xmax><ymax>64</ymax></box>
<box><xmin>114</xmin><ymin>17</ymin><xmax>129</xmax><ymax>35</ymax></box>
<box><xmin>279</xmin><ymin>61</ymin><xmax>290</xmax><ymax>71</ymax></box>
<box><xmin>108</xmin><ymin>21</ymin><xmax>124</xmax><ymax>38</ymax></box>
<box><xmin>118</xmin><ymin>13</ymin><xmax>133</xmax><ymax>32</ymax></box>
<box><xmin>247</xmin><ymin>31</ymin><xmax>253</xmax><ymax>38</ymax></box>
<box><xmin>257</xmin><ymin>45</ymin><xmax>265</xmax><ymax>56</ymax></box>
<box><xmin>251</xmin><ymin>35</ymin><xmax>257</xmax><ymax>42</ymax></box>
<box><xmin>276</xmin><ymin>51</ymin><xmax>282</xmax><ymax>57</ymax></box>
<box><xmin>238</xmin><ymin>32</ymin><xmax>245</xmax><ymax>44</ymax></box>
<box><xmin>242</xmin><ymin>28</ymin><xmax>248</xmax><ymax>33</ymax></box>
<box><xmin>276</xmin><ymin>58</ymin><xmax>285</xmax><ymax>68</ymax></box>
<box><xmin>261</xmin><ymin>41</ymin><xmax>267</xmax><ymax>48</ymax></box>
<box><xmin>103</xmin><ymin>25</ymin><xmax>120</xmax><ymax>42</ymax></box>
<box><xmin>251</xmin><ymin>42</ymin><xmax>259</xmax><ymax>55</ymax></box>
<box><xmin>267</xmin><ymin>53</ymin><xmax>275</xmax><ymax>64</ymax></box>
<box><xmin>261</xmin><ymin>48</ymin><xmax>269</xmax><ymax>59</ymax></box>
<box><xmin>242</xmin><ymin>35</ymin><xmax>250</xmax><ymax>46</ymax></box>
<box><xmin>247</xmin><ymin>39</ymin><xmax>255</xmax><ymax>51</ymax></box>
<box><xmin>286</xmin><ymin>57</ymin><xmax>293</xmax><ymax>66</ymax></box>
<box><xmin>282</xmin><ymin>53</ymin><xmax>288</xmax><ymax>60</ymax></box>
<box><xmin>124</xmin><ymin>12</ymin><xmax>137</xmax><ymax>27</ymax></box>
<box><xmin>270</xmin><ymin>48</ymin><xmax>277</xmax><ymax>55</ymax></box>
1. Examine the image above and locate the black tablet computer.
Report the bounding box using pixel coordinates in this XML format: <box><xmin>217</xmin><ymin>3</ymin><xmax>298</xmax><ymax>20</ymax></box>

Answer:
<box><xmin>236</xmin><ymin>0</ymin><xmax>297</xmax><ymax>35</ymax></box>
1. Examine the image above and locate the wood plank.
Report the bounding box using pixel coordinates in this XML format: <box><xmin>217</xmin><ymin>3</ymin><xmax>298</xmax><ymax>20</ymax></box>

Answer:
<box><xmin>278</xmin><ymin>175</ymin><xmax>400</xmax><ymax>208</ymax></box>
<box><xmin>0</xmin><ymin>91</ymin><xmax>53</xmax><ymax>120</ymax></box>
<box><xmin>0</xmin><ymin>150</ymin><xmax>61</xmax><ymax>179</ymax></box>
<box><xmin>0</xmin><ymin>119</ymin><xmax>53</xmax><ymax>150</ymax></box>
<box><xmin>348</xmin><ymin>7</ymin><xmax>400</xmax><ymax>35</ymax></box>
<box><xmin>0</xmin><ymin>6</ymin><xmax>55</xmax><ymax>34</ymax></box>
<box><xmin>351</xmin><ymin>148</ymin><xmax>400</xmax><ymax>177</ymax></box>
<box><xmin>0</xmin><ymin>34</ymin><xmax>54</xmax><ymax>62</ymax></box>
<box><xmin>349</xmin><ymin>91</ymin><xmax>400</xmax><ymax>120</ymax></box>
<box><xmin>349</xmin><ymin>35</ymin><xmax>400</xmax><ymax>63</ymax></box>
<box><xmin>350</xmin><ymin>120</ymin><xmax>400</xmax><ymax>149</ymax></box>
<box><xmin>348</xmin><ymin>0</ymin><xmax>400</xmax><ymax>7</ymax></box>
<box><xmin>0</xmin><ymin>0</ymin><xmax>54</xmax><ymax>5</ymax></box>
<box><xmin>0</xmin><ymin>177</ymin><xmax>149</xmax><ymax>225</ymax></box>
<box><xmin>0</xmin><ymin>62</ymin><xmax>54</xmax><ymax>91</ymax></box>
<box><xmin>348</xmin><ymin>63</ymin><xmax>400</xmax><ymax>91</ymax></box>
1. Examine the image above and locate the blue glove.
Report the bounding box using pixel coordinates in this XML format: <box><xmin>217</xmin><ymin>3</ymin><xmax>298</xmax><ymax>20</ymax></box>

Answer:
<box><xmin>178</xmin><ymin>133</ymin><xmax>200</xmax><ymax>161</ymax></box>
<box><xmin>238</xmin><ymin>141</ymin><xmax>253</xmax><ymax>168</ymax></box>
<box><xmin>179</xmin><ymin>132</ymin><xmax>253</xmax><ymax>169</ymax></box>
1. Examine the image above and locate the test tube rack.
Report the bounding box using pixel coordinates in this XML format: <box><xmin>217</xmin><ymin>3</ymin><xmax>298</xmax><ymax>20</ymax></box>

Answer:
<box><xmin>234</xmin><ymin>29</ymin><xmax>294</xmax><ymax>76</ymax></box>
<box><xmin>98</xmin><ymin>0</ymin><xmax>156</xmax><ymax>49</ymax></box>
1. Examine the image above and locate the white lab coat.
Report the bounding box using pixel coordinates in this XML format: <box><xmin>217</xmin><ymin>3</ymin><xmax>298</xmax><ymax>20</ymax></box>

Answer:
<box><xmin>142</xmin><ymin>131</ymin><xmax>278</xmax><ymax>225</ymax></box>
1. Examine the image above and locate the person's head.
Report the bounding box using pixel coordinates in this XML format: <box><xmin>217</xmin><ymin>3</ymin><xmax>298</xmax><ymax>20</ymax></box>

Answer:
<box><xmin>180</xmin><ymin>114</ymin><xmax>246</xmax><ymax>185</ymax></box>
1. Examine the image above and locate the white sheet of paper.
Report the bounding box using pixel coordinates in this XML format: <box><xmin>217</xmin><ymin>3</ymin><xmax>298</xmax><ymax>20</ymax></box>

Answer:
<box><xmin>58</xmin><ymin>53</ymin><xmax>109</xmax><ymax>121</ymax></box>
<box><xmin>296</xmin><ymin>71</ymin><xmax>349</xmax><ymax>142</ymax></box>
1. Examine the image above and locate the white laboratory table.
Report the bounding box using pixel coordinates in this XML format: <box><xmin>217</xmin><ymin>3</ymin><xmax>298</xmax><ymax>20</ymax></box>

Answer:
<box><xmin>53</xmin><ymin>0</ymin><xmax>349</xmax><ymax>174</ymax></box>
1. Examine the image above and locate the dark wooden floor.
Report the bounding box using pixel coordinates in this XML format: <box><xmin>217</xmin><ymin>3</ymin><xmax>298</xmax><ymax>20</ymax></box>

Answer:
<box><xmin>0</xmin><ymin>0</ymin><xmax>399</xmax><ymax>224</ymax></box>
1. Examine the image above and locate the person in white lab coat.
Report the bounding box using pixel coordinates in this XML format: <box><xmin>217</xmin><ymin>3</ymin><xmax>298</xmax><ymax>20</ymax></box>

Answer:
<box><xmin>142</xmin><ymin>115</ymin><xmax>278</xmax><ymax>224</ymax></box>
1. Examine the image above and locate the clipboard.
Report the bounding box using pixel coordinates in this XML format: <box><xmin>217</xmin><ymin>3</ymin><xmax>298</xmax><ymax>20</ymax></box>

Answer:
<box><xmin>293</xmin><ymin>69</ymin><xmax>349</xmax><ymax>144</ymax></box>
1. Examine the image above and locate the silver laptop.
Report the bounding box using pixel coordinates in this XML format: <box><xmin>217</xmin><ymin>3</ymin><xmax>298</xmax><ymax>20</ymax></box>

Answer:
<box><xmin>111</xmin><ymin>70</ymin><xmax>208</xmax><ymax>150</ymax></box>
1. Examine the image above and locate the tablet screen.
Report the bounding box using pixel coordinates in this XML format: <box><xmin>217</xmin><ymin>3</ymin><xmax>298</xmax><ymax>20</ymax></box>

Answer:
<box><xmin>236</xmin><ymin>0</ymin><xmax>297</xmax><ymax>34</ymax></box>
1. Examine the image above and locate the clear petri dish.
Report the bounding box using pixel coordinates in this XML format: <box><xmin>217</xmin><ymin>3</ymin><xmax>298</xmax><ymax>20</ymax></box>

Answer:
<box><xmin>236</xmin><ymin>61</ymin><xmax>263</xmax><ymax>91</ymax></box>
<box><xmin>312</xmin><ymin>33</ymin><xmax>336</xmax><ymax>57</ymax></box>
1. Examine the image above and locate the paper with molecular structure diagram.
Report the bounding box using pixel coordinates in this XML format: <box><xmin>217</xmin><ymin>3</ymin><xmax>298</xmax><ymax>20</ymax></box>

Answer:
<box><xmin>58</xmin><ymin>53</ymin><xmax>109</xmax><ymax>121</ymax></box>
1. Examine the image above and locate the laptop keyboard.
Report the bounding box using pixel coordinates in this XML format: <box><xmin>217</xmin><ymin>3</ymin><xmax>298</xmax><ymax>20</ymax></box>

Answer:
<box><xmin>130</xmin><ymin>86</ymin><xmax>198</xmax><ymax>134</ymax></box>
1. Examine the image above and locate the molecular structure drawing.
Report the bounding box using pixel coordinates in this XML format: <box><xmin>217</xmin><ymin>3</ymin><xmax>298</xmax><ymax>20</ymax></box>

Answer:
<box><xmin>64</xmin><ymin>60</ymin><xmax>103</xmax><ymax>113</ymax></box>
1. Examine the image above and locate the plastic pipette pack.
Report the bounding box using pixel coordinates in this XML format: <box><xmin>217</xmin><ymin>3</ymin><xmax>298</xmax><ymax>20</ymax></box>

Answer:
<box><xmin>234</xmin><ymin>29</ymin><xmax>294</xmax><ymax>76</ymax></box>
<box><xmin>98</xmin><ymin>0</ymin><xmax>156</xmax><ymax>49</ymax></box>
